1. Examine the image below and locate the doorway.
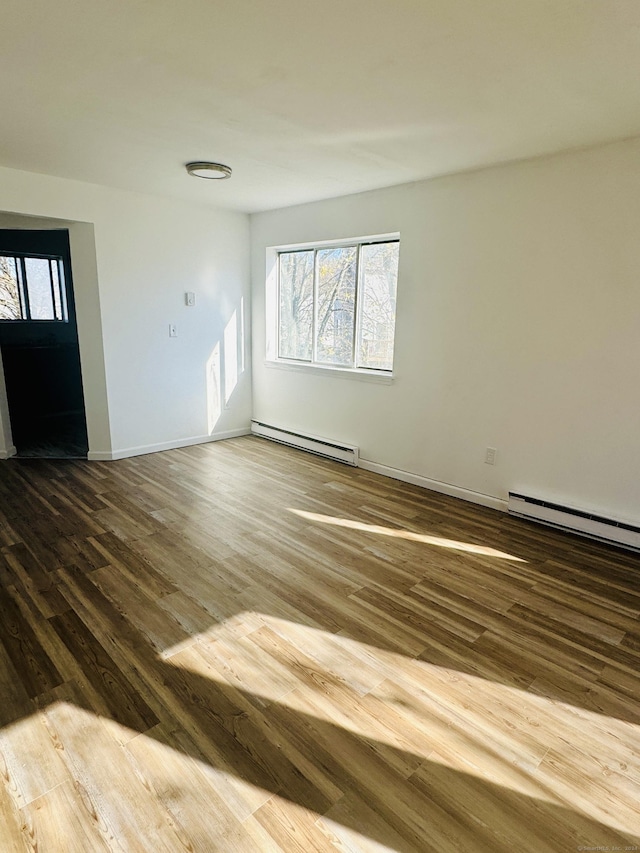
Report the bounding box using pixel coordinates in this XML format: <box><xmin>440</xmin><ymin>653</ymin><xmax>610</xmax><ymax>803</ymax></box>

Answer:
<box><xmin>0</xmin><ymin>229</ymin><xmax>88</xmax><ymax>458</ymax></box>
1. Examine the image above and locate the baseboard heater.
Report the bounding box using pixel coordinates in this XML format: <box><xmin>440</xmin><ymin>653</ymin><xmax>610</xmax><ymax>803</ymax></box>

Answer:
<box><xmin>251</xmin><ymin>421</ymin><xmax>359</xmax><ymax>466</ymax></box>
<box><xmin>508</xmin><ymin>492</ymin><xmax>640</xmax><ymax>552</ymax></box>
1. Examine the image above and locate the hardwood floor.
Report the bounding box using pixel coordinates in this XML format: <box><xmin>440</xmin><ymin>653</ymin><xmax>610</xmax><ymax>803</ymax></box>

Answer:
<box><xmin>0</xmin><ymin>435</ymin><xmax>638</xmax><ymax>851</ymax></box>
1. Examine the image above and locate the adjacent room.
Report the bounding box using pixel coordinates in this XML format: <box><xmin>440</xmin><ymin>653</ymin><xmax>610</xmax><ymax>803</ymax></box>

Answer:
<box><xmin>0</xmin><ymin>1</ymin><xmax>638</xmax><ymax>850</ymax></box>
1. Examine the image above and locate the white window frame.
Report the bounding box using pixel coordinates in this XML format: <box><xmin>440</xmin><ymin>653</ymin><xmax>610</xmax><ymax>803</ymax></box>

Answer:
<box><xmin>266</xmin><ymin>233</ymin><xmax>399</xmax><ymax>380</ymax></box>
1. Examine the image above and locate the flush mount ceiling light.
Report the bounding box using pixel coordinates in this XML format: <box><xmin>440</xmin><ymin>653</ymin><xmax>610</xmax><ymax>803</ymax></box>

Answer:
<box><xmin>185</xmin><ymin>161</ymin><xmax>232</xmax><ymax>180</ymax></box>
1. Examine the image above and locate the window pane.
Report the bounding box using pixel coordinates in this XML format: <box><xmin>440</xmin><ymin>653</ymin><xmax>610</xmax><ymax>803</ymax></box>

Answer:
<box><xmin>0</xmin><ymin>256</ymin><xmax>22</xmax><ymax>319</ymax></box>
<box><xmin>357</xmin><ymin>242</ymin><xmax>399</xmax><ymax>371</ymax></box>
<box><xmin>316</xmin><ymin>246</ymin><xmax>357</xmax><ymax>366</ymax></box>
<box><xmin>25</xmin><ymin>257</ymin><xmax>55</xmax><ymax>319</ymax></box>
<box><xmin>51</xmin><ymin>260</ymin><xmax>64</xmax><ymax>320</ymax></box>
<box><xmin>279</xmin><ymin>251</ymin><xmax>314</xmax><ymax>360</ymax></box>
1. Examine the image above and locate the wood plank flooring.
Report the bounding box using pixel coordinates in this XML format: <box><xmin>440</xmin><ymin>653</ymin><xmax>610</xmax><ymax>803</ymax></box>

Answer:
<box><xmin>0</xmin><ymin>435</ymin><xmax>639</xmax><ymax>851</ymax></box>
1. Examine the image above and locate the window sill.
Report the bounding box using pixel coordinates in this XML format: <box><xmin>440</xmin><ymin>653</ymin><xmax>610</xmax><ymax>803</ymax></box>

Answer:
<box><xmin>264</xmin><ymin>359</ymin><xmax>394</xmax><ymax>384</ymax></box>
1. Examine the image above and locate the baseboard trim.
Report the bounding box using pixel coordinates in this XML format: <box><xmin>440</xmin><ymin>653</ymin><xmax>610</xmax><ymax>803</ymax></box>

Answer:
<box><xmin>88</xmin><ymin>428</ymin><xmax>251</xmax><ymax>461</ymax></box>
<box><xmin>358</xmin><ymin>458</ymin><xmax>507</xmax><ymax>512</ymax></box>
<box><xmin>0</xmin><ymin>445</ymin><xmax>17</xmax><ymax>460</ymax></box>
<box><xmin>85</xmin><ymin>431</ymin><xmax>505</xmax><ymax>511</ymax></box>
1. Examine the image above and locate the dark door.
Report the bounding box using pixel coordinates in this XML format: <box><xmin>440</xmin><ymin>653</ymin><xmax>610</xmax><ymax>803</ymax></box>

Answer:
<box><xmin>0</xmin><ymin>229</ymin><xmax>88</xmax><ymax>458</ymax></box>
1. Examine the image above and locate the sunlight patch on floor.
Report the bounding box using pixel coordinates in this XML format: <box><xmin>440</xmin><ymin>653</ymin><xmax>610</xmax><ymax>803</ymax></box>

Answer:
<box><xmin>165</xmin><ymin>612</ymin><xmax>640</xmax><ymax>837</ymax></box>
<box><xmin>0</xmin><ymin>701</ymin><xmax>278</xmax><ymax>851</ymax></box>
<box><xmin>288</xmin><ymin>508</ymin><xmax>526</xmax><ymax>561</ymax></box>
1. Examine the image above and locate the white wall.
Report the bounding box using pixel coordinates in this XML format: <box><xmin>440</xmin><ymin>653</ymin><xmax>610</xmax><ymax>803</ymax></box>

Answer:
<box><xmin>251</xmin><ymin>137</ymin><xmax>640</xmax><ymax>523</ymax></box>
<box><xmin>0</xmin><ymin>167</ymin><xmax>251</xmax><ymax>458</ymax></box>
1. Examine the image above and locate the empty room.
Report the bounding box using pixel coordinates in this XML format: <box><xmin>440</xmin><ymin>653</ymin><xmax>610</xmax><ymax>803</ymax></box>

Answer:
<box><xmin>0</xmin><ymin>1</ymin><xmax>638</xmax><ymax>850</ymax></box>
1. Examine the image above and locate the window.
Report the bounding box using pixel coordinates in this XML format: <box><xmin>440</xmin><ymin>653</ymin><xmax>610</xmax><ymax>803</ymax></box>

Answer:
<box><xmin>0</xmin><ymin>254</ymin><xmax>67</xmax><ymax>321</ymax></box>
<box><xmin>277</xmin><ymin>238</ymin><xmax>399</xmax><ymax>372</ymax></box>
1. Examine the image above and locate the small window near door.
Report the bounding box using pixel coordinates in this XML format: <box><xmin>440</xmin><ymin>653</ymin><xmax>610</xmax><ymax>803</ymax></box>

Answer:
<box><xmin>0</xmin><ymin>254</ymin><xmax>67</xmax><ymax>321</ymax></box>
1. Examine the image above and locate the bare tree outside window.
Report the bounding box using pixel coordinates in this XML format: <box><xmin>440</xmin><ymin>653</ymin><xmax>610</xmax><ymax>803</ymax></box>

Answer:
<box><xmin>279</xmin><ymin>251</ymin><xmax>314</xmax><ymax>360</ymax></box>
<box><xmin>0</xmin><ymin>256</ymin><xmax>21</xmax><ymax>319</ymax></box>
<box><xmin>357</xmin><ymin>242</ymin><xmax>399</xmax><ymax>371</ymax></box>
<box><xmin>277</xmin><ymin>239</ymin><xmax>399</xmax><ymax>372</ymax></box>
<box><xmin>316</xmin><ymin>247</ymin><xmax>357</xmax><ymax>366</ymax></box>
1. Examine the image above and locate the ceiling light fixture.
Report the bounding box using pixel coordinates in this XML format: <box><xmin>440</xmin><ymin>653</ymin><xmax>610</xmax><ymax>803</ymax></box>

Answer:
<box><xmin>185</xmin><ymin>161</ymin><xmax>232</xmax><ymax>180</ymax></box>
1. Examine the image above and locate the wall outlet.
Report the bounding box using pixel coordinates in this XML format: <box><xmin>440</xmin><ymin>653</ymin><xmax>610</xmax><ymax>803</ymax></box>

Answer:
<box><xmin>485</xmin><ymin>446</ymin><xmax>497</xmax><ymax>465</ymax></box>
<box><xmin>169</xmin><ymin>324</ymin><xmax>177</xmax><ymax>337</ymax></box>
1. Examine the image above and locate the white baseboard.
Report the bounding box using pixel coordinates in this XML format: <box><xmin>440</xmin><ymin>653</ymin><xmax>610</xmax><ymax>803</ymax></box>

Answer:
<box><xmin>86</xmin><ymin>430</ymin><xmax>505</xmax><ymax>513</ymax></box>
<box><xmin>358</xmin><ymin>458</ymin><xmax>508</xmax><ymax>512</ymax></box>
<box><xmin>87</xmin><ymin>428</ymin><xmax>251</xmax><ymax>461</ymax></box>
<box><xmin>0</xmin><ymin>445</ymin><xmax>17</xmax><ymax>460</ymax></box>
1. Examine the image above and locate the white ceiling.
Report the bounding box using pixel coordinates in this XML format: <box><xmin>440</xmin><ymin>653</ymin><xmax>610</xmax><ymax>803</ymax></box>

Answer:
<box><xmin>2</xmin><ymin>0</ymin><xmax>640</xmax><ymax>213</ymax></box>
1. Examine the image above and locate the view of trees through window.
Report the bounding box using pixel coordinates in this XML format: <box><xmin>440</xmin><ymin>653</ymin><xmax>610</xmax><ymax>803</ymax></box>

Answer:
<box><xmin>278</xmin><ymin>239</ymin><xmax>399</xmax><ymax>371</ymax></box>
<box><xmin>0</xmin><ymin>254</ymin><xmax>66</xmax><ymax>321</ymax></box>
